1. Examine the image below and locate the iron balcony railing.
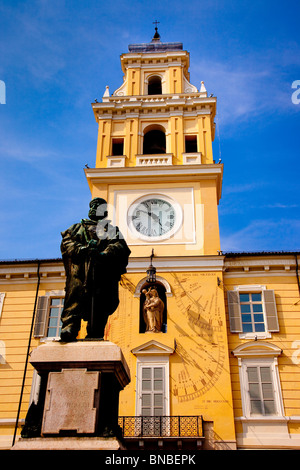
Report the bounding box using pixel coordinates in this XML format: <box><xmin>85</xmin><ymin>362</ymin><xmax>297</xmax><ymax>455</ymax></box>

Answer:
<box><xmin>118</xmin><ymin>416</ymin><xmax>203</xmax><ymax>438</ymax></box>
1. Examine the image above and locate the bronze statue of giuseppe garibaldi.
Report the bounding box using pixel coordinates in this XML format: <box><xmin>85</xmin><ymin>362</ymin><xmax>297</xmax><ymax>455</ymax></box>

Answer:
<box><xmin>59</xmin><ymin>197</ymin><xmax>131</xmax><ymax>342</ymax></box>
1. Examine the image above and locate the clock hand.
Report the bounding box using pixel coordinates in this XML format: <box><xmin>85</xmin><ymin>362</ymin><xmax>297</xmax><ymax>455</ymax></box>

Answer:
<box><xmin>139</xmin><ymin>210</ymin><xmax>162</xmax><ymax>225</ymax></box>
<box><xmin>150</xmin><ymin>213</ymin><xmax>162</xmax><ymax>225</ymax></box>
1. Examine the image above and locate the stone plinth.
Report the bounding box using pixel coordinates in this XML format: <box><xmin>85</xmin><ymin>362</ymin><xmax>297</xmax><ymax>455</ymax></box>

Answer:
<box><xmin>42</xmin><ymin>368</ymin><xmax>100</xmax><ymax>435</ymax></box>
<box><xmin>12</xmin><ymin>437</ymin><xmax>126</xmax><ymax>450</ymax></box>
<box><xmin>12</xmin><ymin>341</ymin><xmax>130</xmax><ymax>450</ymax></box>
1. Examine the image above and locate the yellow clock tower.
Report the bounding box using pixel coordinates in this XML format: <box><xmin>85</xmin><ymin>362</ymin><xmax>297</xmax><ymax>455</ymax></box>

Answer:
<box><xmin>84</xmin><ymin>28</ymin><xmax>236</xmax><ymax>450</ymax></box>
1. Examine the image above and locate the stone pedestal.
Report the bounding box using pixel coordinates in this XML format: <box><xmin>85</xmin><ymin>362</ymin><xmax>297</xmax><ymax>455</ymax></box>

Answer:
<box><xmin>12</xmin><ymin>341</ymin><xmax>130</xmax><ymax>450</ymax></box>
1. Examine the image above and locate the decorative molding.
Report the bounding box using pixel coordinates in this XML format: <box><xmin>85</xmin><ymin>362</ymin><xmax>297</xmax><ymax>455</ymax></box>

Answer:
<box><xmin>232</xmin><ymin>341</ymin><xmax>282</xmax><ymax>358</ymax></box>
<box><xmin>85</xmin><ymin>164</ymin><xmax>223</xmax><ymax>203</ymax></box>
<box><xmin>136</xmin><ymin>154</ymin><xmax>173</xmax><ymax>166</ymax></box>
<box><xmin>132</xmin><ymin>340</ymin><xmax>174</xmax><ymax>356</ymax></box>
<box><xmin>113</xmin><ymin>78</ymin><xmax>127</xmax><ymax>97</ymax></box>
<box><xmin>183</xmin><ymin>75</ymin><xmax>198</xmax><ymax>93</ymax></box>
<box><xmin>133</xmin><ymin>276</ymin><xmax>173</xmax><ymax>298</ymax></box>
<box><xmin>106</xmin><ymin>155</ymin><xmax>126</xmax><ymax>167</ymax></box>
<box><xmin>182</xmin><ymin>152</ymin><xmax>202</xmax><ymax>165</ymax></box>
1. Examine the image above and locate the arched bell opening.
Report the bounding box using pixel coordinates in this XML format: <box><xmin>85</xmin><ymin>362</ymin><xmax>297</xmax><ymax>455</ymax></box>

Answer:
<box><xmin>148</xmin><ymin>75</ymin><xmax>162</xmax><ymax>95</ymax></box>
<box><xmin>143</xmin><ymin>128</ymin><xmax>166</xmax><ymax>155</ymax></box>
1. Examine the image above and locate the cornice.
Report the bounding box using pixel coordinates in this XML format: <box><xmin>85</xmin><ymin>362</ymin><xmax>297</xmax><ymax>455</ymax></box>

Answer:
<box><xmin>126</xmin><ymin>255</ymin><xmax>225</xmax><ymax>273</ymax></box>
<box><xmin>223</xmin><ymin>254</ymin><xmax>299</xmax><ymax>278</ymax></box>
<box><xmin>92</xmin><ymin>94</ymin><xmax>216</xmax><ymax>122</ymax></box>
<box><xmin>0</xmin><ymin>256</ymin><xmax>225</xmax><ymax>285</ymax></box>
<box><xmin>85</xmin><ymin>163</ymin><xmax>223</xmax><ymax>201</ymax></box>
<box><xmin>85</xmin><ymin>163</ymin><xmax>222</xmax><ymax>180</ymax></box>
<box><xmin>0</xmin><ymin>252</ymin><xmax>298</xmax><ymax>284</ymax></box>
<box><xmin>0</xmin><ymin>261</ymin><xmax>65</xmax><ymax>285</ymax></box>
<box><xmin>120</xmin><ymin>50</ymin><xmax>190</xmax><ymax>73</ymax></box>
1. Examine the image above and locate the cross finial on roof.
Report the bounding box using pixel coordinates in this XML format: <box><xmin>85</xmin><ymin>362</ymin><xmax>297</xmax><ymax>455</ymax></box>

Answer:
<box><xmin>152</xmin><ymin>20</ymin><xmax>161</xmax><ymax>40</ymax></box>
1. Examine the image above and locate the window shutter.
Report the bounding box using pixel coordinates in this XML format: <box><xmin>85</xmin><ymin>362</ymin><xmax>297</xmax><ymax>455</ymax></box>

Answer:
<box><xmin>227</xmin><ymin>291</ymin><xmax>243</xmax><ymax>333</ymax></box>
<box><xmin>0</xmin><ymin>293</ymin><xmax>5</xmax><ymax>317</ymax></box>
<box><xmin>263</xmin><ymin>290</ymin><xmax>279</xmax><ymax>332</ymax></box>
<box><xmin>33</xmin><ymin>296</ymin><xmax>50</xmax><ymax>337</ymax></box>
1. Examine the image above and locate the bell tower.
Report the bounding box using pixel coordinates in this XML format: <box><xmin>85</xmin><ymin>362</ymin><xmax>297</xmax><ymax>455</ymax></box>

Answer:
<box><xmin>85</xmin><ymin>28</ymin><xmax>222</xmax><ymax>259</ymax></box>
<box><xmin>85</xmin><ymin>29</ymin><xmax>235</xmax><ymax>448</ymax></box>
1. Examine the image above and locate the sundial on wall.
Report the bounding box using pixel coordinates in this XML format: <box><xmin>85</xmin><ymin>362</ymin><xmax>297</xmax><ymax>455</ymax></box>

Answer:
<box><xmin>170</xmin><ymin>273</ymin><xmax>227</xmax><ymax>403</ymax></box>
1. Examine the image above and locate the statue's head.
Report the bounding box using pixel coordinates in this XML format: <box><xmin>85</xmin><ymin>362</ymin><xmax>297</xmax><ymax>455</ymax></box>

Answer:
<box><xmin>88</xmin><ymin>197</ymin><xmax>108</xmax><ymax>221</ymax></box>
<box><xmin>150</xmin><ymin>288</ymin><xmax>158</xmax><ymax>297</ymax></box>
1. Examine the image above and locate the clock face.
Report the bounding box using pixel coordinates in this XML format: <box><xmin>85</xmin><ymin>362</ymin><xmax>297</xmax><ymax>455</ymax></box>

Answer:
<box><xmin>130</xmin><ymin>198</ymin><xmax>176</xmax><ymax>239</ymax></box>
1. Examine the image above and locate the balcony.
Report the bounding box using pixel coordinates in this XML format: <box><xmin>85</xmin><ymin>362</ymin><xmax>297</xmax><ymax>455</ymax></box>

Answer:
<box><xmin>136</xmin><ymin>154</ymin><xmax>173</xmax><ymax>166</ymax></box>
<box><xmin>118</xmin><ymin>416</ymin><xmax>204</xmax><ymax>450</ymax></box>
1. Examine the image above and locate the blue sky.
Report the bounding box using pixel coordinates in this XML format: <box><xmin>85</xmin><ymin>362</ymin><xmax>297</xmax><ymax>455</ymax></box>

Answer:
<box><xmin>0</xmin><ymin>0</ymin><xmax>299</xmax><ymax>259</ymax></box>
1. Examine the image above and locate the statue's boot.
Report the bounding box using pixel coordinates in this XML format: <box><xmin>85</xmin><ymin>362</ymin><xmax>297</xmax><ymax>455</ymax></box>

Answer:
<box><xmin>60</xmin><ymin>325</ymin><xmax>78</xmax><ymax>342</ymax></box>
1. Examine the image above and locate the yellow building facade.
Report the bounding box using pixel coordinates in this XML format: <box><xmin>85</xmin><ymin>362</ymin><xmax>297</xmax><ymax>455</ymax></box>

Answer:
<box><xmin>0</xmin><ymin>32</ymin><xmax>300</xmax><ymax>450</ymax></box>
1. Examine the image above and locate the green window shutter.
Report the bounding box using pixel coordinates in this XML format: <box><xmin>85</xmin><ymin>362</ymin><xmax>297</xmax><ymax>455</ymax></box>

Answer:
<box><xmin>263</xmin><ymin>290</ymin><xmax>279</xmax><ymax>332</ymax></box>
<box><xmin>227</xmin><ymin>291</ymin><xmax>243</xmax><ymax>333</ymax></box>
<box><xmin>33</xmin><ymin>296</ymin><xmax>50</xmax><ymax>338</ymax></box>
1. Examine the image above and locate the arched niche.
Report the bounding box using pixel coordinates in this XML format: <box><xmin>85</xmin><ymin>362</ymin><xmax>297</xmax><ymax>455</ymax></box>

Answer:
<box><xmin>135</xmin><ymin>277</ymin><xmax>172</xmax><ymax>334</ymax></box>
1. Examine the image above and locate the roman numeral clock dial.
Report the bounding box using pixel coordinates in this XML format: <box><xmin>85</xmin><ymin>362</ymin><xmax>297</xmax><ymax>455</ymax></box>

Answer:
<box><xmin>129</xmin><ymin>198</ymin><xmax>176</xmax><ymax>239</ymax></box>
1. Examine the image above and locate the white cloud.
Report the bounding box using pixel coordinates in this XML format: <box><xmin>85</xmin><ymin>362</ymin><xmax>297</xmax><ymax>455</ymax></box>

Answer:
<box><xmin>191</xmin><ymin>44</ymin><xmax>300</xmax><ymax>128</ymax></box>
<box><xmin>263</xmin><ymin>203</ymin><xmax>299</xmax><ymax>209</ymax></box>
<box><xmin>223</xmin><ymin>182</ymin><xmax>264</xmax><ymax>196</ymax></box>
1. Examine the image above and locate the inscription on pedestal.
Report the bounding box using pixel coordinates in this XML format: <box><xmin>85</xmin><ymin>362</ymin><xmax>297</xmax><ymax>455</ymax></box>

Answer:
<box><xmin>42</xmin><ymin>368</ymin><xmax>100</xmax><ymax>435</ymax></box>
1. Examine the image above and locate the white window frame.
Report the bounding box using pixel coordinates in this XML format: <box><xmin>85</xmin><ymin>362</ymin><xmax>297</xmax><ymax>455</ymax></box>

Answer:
<box><xmin>45</xmin><ymin>296</ymin><xmax>64</xmax><ymax>339</ymax></box>
<box><xmin>240</xmin><ymin>358</ymin><xmax>284</xmax><ymax>419</ymax></box>
<box><xmin>132</xmin><ymin>340</ymin><xmax>173</xmax><ymax>418</ymax></box>
<box><xmin>232</xmin><ymin>342</ymin><xmax>290</xmax><ymax>445</ymax></box>
<box><xmin>232</xmin><ymin>341</ymin><xmax>284</xmax><ymax>420</ymax></box>
<box><xmin>0</xmin><ymin>340</ymin><xmax>6</xmax><ymax>365</ymax></box>
<box><xmin>0</xmin><ymin>293</ymin><xmax>5</xmax><ymax>318</ymax></box>
<box><xmin>136</xmin><ymin>356</ymin><xmax>170</xmax><ymax>417</ymax></box>
<box><xmin>234</xmin><ymin>285</ymin><xmax>271</xmax><ymax>340</ymax></box>
<box><xmin>38</xmin><ymin>290</ymin><xmax>65</xmax><ymax>341</ymax></box>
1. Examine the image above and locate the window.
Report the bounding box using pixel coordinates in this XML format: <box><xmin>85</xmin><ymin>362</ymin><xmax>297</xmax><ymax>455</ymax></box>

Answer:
<box><xmin>141</xmin><ymin>366</ymin><xmax>165</xmax><ymax>416</ymax></box>
<box><xmin>112</xmin><ymin>138</ymin><xmax>124</xmax><ymax>156</ymax></box>
<box><xmin>239</xmin><ymin>357</ymin><xmax>284</xmax><ymax>418</ymax></box>
<box><xmin>232</xmin><ymin>342</ymin><xmax>284</xmax><ymax>419</ymax></box>
<box><xmin>239</xmin><ymin>292</ymin><xmax>265</xmax><ymax>333</ymax></box>
<box><xmin>185</xmin><ymin>135</ymin><xmax>197</xmax><ymax>153</ymax></box>
<box><xmin>247</xmin><ymin>365</ymin><xmax>276</xmax><ymax>416</ymax></box>
<box><xmin>47</xmin><ymin>297</ymin><xmax>63</xmax><ymax>338</ymax></box>
<box><xmin>148</xmin><ymin>76</ymin><xmax>162</xmax><ymax>95</ymax></box>
<box><xmin>133</xmin><ymin>341</ymin><xmax>172</xmax><ymax>417</ymax></box>
<box><xmin>232</xmin><ymin>342</ymin><xmax>288</xmax><ymax>443</ymax></box>
<box><xmin>132</xmin><ymin>340</ymin><xmax>173</xmax><ymax>436</ymax></box>
<box><xmin>138</xmin><ymin>364</ymin><xmax>168</xmax><ymax>436</ymax></box>
<box><xmin>33</xmin><ymin>293</ymin><xmax>64</xmax><ymax>339</ymax></box>
<box><xmin>227</xmin><ymin>287</ymin><xmax>279</xmax><ymax>338</ymax></box>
